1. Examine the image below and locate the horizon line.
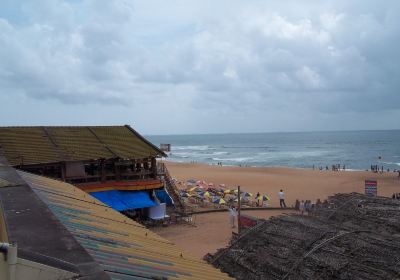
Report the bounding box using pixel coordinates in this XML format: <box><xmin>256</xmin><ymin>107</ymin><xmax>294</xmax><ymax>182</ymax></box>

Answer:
<box><xmin>145</xmin><ymin>128</ymin><xmax>400</xmax><ymax>137</ymax></box>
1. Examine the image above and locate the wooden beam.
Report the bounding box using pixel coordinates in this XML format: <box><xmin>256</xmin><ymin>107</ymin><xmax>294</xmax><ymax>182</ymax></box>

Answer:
<box><xmin>61</xmin><ymin>162</ymin><xmax>66</xmax><ymax>181</ymax></box>
<box><xmin>151</xmin><ymin>157</ymin><xmax>157</xmax><ymax>178</ymax></box>
<box><xmin>100</xmin><ymin>159</ymin><xmax>106</xmax><ymax>183</ymax></box>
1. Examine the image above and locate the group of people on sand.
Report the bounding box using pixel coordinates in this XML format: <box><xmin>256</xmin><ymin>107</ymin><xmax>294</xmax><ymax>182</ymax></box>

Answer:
<box><xmin>253</xmin><ymin>189</ymin><xmax>287</xmax><ymax>208</ymax></box>
<box><xmin>371</xmin><ymin>165</ymin><xmax>400</xmax><ymax>176</ymax></box>
<box><xmin>295</xmin><ymin>198</ymin><xmax>324</xmax><ymax>215</ymax></box>
<box><xmin>392</xmin><ymin>193</ymin><xmax>400</xmax><ymax>200</ymax></box>
<box><xmin>313</xmin><ymin>164</ymin><xmax>345</xmax><ymax>171</ymax></box>
<box><xmin>228</xmin><ymin>189</ymin><xmax>288</xmax><ymax>228</ymax></box>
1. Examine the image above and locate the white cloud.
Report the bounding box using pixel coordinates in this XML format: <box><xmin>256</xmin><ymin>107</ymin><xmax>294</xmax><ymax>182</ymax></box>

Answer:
<box><xmin>0</xmin><ymin>0</ymin><xmax>399</xmax><ymax>133</ymax></box>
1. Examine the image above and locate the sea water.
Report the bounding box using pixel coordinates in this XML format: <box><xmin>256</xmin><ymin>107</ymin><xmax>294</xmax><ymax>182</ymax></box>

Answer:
<box><xmin>147</xmin><ymin>130</ymin><xmax>400</xmax><ymax>171</ymax></box>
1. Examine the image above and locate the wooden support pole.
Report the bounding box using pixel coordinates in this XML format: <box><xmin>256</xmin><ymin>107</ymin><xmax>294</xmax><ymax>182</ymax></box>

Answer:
<box><xmin>115</xmin><ymin>160</ymin><xmax>121</xmax><ymax>181</ymax></box>
<box><xmin>151</xmin><ymin>157</ymin><xmax>157</xmax><ymax>178</ymax></box>
<box><xmin>61</xmin><ymin>162</ymin><xmax>66</xmax><ymax>181</ymax></box>
<box><xmin>100</xmin><ymin>159</ymin><xmax>106</xmax><ymax>183</ymax></box>
<box><xmin>237</xmin><ymin>185</ymin><xmax>241</xmax><ymax>235</ymax></box>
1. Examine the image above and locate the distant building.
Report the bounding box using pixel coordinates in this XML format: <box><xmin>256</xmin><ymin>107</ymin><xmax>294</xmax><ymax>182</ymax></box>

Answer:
<box><xmin>160</xmin><ymin>143</ymin><xmax>171</xmax><ymax>152</ymax></box>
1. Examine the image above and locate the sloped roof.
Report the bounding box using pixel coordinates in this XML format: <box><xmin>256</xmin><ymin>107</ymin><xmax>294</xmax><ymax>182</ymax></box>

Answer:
<box><xmin>18</xmin><ymin>171</ymin><xmax>232</xmax><ymax>280</ymax></box>
<box><xmin>0</xmin><ymin>156</ymin><xmax>108</xmax><ymax>278</ymax></box>
<box><xmin>209</xmin><ymin>193</ymin><xmax>400</xmax><ymax>280</ymax></box>
<box><xmin>0</xmin><ymin>125</ymin><xmax>166</xmax><ymax>166</ymax></box>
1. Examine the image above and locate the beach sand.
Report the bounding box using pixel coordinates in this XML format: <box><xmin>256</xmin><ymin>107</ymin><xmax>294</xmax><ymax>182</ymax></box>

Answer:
<box><xmin>152</xmin><ymin>210</ymin><xmax>296</xmax><ymax>260</ymax></box>
<box><xmin>165</xmin><ymin>161</ymin><xmax>400</xmax><ymax>207</ymax></box>
<box><xmin>154</xmin><ymin>161</ymin><xmax>400</xmax><ymax>260</ymax></box>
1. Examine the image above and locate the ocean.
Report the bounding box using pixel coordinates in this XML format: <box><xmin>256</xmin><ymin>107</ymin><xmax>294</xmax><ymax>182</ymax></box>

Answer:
<box><xmin>147</xmin><ymin>130</ymin><xmax>400</xmax><ymax>171</ymax></box>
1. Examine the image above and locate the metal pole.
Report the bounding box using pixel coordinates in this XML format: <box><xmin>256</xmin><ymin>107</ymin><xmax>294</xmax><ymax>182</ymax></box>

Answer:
<box><xmin>237</xmin><ymin>185</ymin><xmax>241</xmax><ymax>235</ymax></box>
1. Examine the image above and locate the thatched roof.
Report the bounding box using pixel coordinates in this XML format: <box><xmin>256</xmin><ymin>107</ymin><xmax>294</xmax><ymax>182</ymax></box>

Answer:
<box><xmin>207</xmin><ymin>193</ymin><xmax>400</xmax><ymax>280</ymax></box>
<box><xmin>0</xmin><ymin>125</ymin><xmax>166</xmax><ymax>165</ymax></box>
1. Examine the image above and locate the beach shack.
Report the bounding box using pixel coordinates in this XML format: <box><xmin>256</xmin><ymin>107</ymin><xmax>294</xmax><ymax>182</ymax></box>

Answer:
<box><xmin>0</xmin><ymin>125</ymin><xmax>173</xmax><ymax>219</ymax></box>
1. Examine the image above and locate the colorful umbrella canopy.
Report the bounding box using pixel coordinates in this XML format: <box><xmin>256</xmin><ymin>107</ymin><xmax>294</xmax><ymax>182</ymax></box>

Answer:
<box><xmin>263</xmin><ymin>195</ymin><xmax>270</xmax><ymax>201</ymax></box>
<box><xmin>242</xmin><ymin>192</ymin><xmax>252</xmax><ymax>197</ymax></box>
<box><xmin>181</xmin><ymin>192</ymin><xmax>191</xmax><ymax>198</ymax></box>
<box><xmin>203</xmin><ymin>191</ymin><xmax>211</xmax><ymax>197</ymax></box>
<box><xmin>212</xmin><ymin>198</ymin><xmax>226</xmax><ymax>204</ymax></box>
<box><xmin>189</xmin><ymin>186</ymin><xmax>204</xmax><ymax>193</ymax></box>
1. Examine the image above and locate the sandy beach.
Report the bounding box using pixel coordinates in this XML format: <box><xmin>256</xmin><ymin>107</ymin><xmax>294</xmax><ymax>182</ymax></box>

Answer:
<box><xmin>154</xmin><ymin>161</ymin><xmax>400</xmax><ymax>260</ymax></box>
<box><xmin>165</xmin><ymin>161</ymin><xmax>400</xmax><ymax>207</ymax></box>
<box><xmin>152</xmin><ymin>210</ymin><xmax>295</xmax><ymax>259</ymax></box>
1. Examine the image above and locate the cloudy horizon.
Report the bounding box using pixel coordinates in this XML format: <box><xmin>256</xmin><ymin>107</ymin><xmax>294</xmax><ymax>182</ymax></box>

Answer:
<box><xmin>0</xmin><ymin>0</ymin><xmax>399</xmax><ymax>135</ymax></box>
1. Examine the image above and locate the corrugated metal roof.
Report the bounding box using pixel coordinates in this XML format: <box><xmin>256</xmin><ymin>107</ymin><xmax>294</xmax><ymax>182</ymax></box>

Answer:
<box><xmin>20</xmin><ymin>171</ymin><xmax>232</xmax><ymax>280</ymax></box>
<box><xmin>0</xmin><ymin>126</ymin><xmax>166</xmax><ymax>166</ymax></box>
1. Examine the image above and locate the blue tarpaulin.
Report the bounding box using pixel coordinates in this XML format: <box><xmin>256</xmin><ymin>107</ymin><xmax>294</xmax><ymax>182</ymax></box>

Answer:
<box><xmin>155</xmin><ymin>189</ymin><xmax>173</xmax><ymax>206</ymax></box>
<box><xmin>90</xmin><ymin>190</ymin><xmax>157</xmax><ymax>211</ymax></box>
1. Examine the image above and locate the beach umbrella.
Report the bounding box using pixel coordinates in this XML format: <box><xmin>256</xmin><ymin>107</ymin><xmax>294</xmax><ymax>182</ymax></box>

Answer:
<box><xmin>219</xmin><ymin>183</ymin><xmax>226</xmax><ymax>188</ymax></box>
<box><xmin>181</xmin><ymin>192</ymin><xmax>191</xmax><ymax>198</ymax></box>
<box><xmin>263</xmin><ymin>195</ymin><xmax>270</xmax><ymax>201</ymax></box>
<box><xmin>190</xmin><ymin>192</ymin><xmax>202</xmax><ymax>198</ymax></box>
<box><xmin>203</xmin><ymin>191</ymin><xmax>211</xmax><ymax>198</ymax></box>
<box><xmin>186</xmin><ymin>182</ymin><xmax>193</xmax><ymax>186</ymax></box>
<box><xmin>213</xmin><ymin>198</ymin><xmax>226</xmax><ymax>204</ymax></box>
<box><xmin>196</xmin><ymin>180</ymin><xmax>207</xmax><ymax>185</ymax></box>
<box><xmin>189</xmin><ymin>186</ymin><xmax>203</xmax><ymax>193</ymax></box>
<box><xmin>242</xmin><ymin>192</ymin><xmax>252</xmax><ymax>197</ymax></box>
<box><xmin>224</xmin><ymin>190</ymin><xmax>237</xmax><ymax>194</ymax></box>
<box><xmin>187</xmin><ymin>179</ymin><xmax>197</xmax><ymax>184</ymax></box>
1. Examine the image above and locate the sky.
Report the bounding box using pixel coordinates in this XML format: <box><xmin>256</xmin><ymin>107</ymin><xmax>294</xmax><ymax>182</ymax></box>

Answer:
<box><xmin>0</xmin><ymin>0</ymin><xmax>399</xmax><ymax>135</ymax></box>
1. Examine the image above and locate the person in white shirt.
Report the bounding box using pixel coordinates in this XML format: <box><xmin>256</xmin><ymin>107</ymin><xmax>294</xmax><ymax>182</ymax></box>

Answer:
<box><xmin>278</xmin><ymin>189</ymin><xmax>287</xmax><ymax>208</ymax></box>
<box><xmin>299</xmin><ymin>200</ymin><xmax>305</xmax><ymax>214</ymax></box>
<box><xmin>228</xmin><ymin>206</ymin><xmax>237</xmax><ymax>228</ymax></box>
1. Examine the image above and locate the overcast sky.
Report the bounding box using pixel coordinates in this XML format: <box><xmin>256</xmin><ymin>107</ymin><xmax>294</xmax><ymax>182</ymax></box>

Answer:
<box><xmin>0</xmin><ymin>0</ymin><xmax>399</xmax><ymax>135</ymax></box>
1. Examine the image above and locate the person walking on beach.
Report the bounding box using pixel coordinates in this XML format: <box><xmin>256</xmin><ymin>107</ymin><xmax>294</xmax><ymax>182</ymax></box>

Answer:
<box><xmin>278</xmin><ymin>189</ymin><xmax>287</xmax><ymax>208</ymax></box>
<box><xmin>255</xmin><ymin>192</ymin><xmax>260</xmax><ymax>206</ymax></box>
<box><xmin>228</xmin><ymin>205</ymin><xmax>237</xmax><ymax>228</ymax></box>
<box><xmin>305</xmin><ymin>200</ymin><xmax>311</xmax><ymax>215</ymax></box>
<box><xmin>299</xmin><ymin>200</ymin><xmax>305</xmax><ymax>215</ymax></box>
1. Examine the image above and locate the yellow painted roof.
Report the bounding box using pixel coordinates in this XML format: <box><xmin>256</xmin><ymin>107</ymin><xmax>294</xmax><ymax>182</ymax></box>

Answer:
<box><xmin>0</xmin><ymin>126</ymin><xmax>165</xmax><ymax>166</ymax></box>
<box><xmin>20</xmin><ymin>171</ymin><xmax>232</xmax><ymax>280</ymax></box>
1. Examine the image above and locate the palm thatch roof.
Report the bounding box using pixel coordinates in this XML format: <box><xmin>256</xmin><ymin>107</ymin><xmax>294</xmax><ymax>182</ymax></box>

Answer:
<box><xmin>207</xmin><ymin>193</ymin><xmax>400</xmax><ymax>280</ymax></box>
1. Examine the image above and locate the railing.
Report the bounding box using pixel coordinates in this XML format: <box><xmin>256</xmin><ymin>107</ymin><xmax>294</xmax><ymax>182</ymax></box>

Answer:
<box><xmin>157</xmin><ymin>162</ymin><xmax>186</xmax><ymax>214</ymax></box>
<box><xmin>157</xmin><ymin>162</ymin><xmax>167</xmax><ymax>175</ymax></box>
